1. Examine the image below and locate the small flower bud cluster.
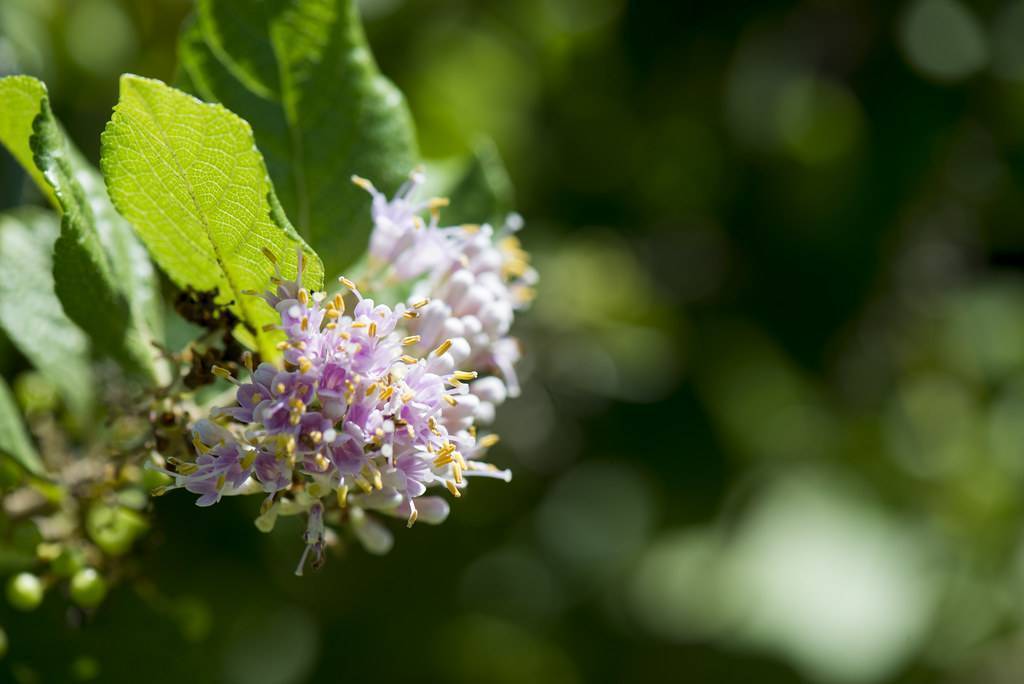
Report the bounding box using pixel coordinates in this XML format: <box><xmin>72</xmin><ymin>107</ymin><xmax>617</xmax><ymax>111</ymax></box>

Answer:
<box><xmin>158</xmin><ymin>171</ymin><xmax>533</xmax><ymax>573</ymax></box>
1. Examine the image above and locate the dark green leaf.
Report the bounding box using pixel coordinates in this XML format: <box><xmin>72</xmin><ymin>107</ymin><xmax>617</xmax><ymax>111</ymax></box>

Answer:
<box><xmin>178</xmin><ymin>0</ymin><xmax>419</xmax><ymax>278</ymax></box>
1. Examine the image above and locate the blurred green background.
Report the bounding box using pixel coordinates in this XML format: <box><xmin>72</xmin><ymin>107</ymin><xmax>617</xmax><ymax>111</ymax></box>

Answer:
<box><xmin>5</xmin><ymin>0</ymin><xmax>1024</xmax><ymax>682</ymax></box>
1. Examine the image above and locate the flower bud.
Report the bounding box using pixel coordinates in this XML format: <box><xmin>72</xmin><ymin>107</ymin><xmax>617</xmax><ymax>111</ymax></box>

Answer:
<box><xmin>350</xmin><ymin>508</ymin><xmax>393</xmax><ymax>555</ymax></box>
<box><xmin>6</xmin><ymin>572</ymin><xmax>43</xmax><ymax>611</ymax></box>
<box><xmin>414</xmin><ymin>496</ymin><xmax>451</xmax><ymax>525</ymax></box>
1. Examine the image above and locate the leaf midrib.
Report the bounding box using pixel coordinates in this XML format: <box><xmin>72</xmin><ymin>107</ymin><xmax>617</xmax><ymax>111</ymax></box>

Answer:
<box><xmin>132</xmin><ymin>83</ymin><xmax>250</xmax><ymax>326</ymax></box>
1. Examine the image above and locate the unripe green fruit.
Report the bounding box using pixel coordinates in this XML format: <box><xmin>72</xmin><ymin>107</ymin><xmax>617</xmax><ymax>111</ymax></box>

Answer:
<box><xmin>6</xmin><ymin>573</ymin><xmax>43</xmax><ymax>611</ymax></box>
<box><xmin>69</xmin><ymin>568</ymin><xmax>107</xmax><ymax>608</ymax></box>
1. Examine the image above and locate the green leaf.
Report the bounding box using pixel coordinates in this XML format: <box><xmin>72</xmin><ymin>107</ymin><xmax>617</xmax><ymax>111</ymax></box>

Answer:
<box><xmin>0</xmin><ymin>374</ymin><xmax>44</xmax><ymax>476</ymax></box>
<box><xmin>100</xmin><ymin>75</ymin><xmax>324</xmax><ymax>360</ymax></box>
<box><xmin>0</xmin><ymin>209</ymin><xmax>93</xmax><ymax>417</ymax></box>
<box><xmin>429</xmin><ymin>138</ymin><xmax>515</xmax><ymax>227</ymax></box>
<box><xmin>0</xmin><ymin>76</ymin><xmax>56</xmax><ymax>206</ymax></box>
<box><xmin>0</xmin><ymin>75</ymin><xmax>162</xmax><ymax>380</ymax></box>
<box><xmin>178</xmin><ymin>0</ymin><xmax>419</xmax><ymax>278</ymax></box>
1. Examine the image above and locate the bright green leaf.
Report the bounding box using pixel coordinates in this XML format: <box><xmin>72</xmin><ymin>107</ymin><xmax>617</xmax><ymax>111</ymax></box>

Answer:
<box><xmin>0</xmin><ymin>374</ymin><xmax>44</xmax><ymax>476</ymax></box>
<box><xmin>0</xmin><ymin>74</ymin><xmax>162</xmax><ymax>380</ymax></box>
<box><xmin>0</xmin><ymin>208</ymin><xmax>93</xmax><ymax>417</ymax></box>
<box><xmin>31</xmin><ymin>108</ymin><xmax>157</xmax><ymax>380</ymax></box>
<box><xmin>0</xmin><ymin>76</ymin><xmax>56</xmax><ymax>206</ymax></box>
<box><xmin>100</xmin><ymin>75</ymin><xmax>324</xmax><ymax>360</ymax></box>
<box><xmin>178</xmin><ymin>0</ymin><xmax>418</xmax><ymax>278</ymax></box>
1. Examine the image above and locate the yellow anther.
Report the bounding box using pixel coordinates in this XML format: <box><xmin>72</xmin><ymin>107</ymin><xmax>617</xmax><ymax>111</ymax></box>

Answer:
<box><xmin>402</xmin><ymin>335</ymin><xmax>421</xmax><ymax>346</ymax></box>
<box><xmin>368</xmin><ymin>321</ymin><xmax>377</xmax><ymax>337</ymax></box>
<box><xmin>452</xmin><ymin>462</ymin><xmax>463</xmax><ymax>484</ymax></box>
<box><xmin>339</xmin><ymin>276</ymin><xmax>357</xmax><ymax>291</ymax></box>
<box><xmin>413</xmin><ymin>298</ymin><xmax>430</xmax><ymax>309</ymax></box>
<box><xmin>407</xmin><ymin>508</ymin><xmax>418</xmax><ymax>528</ymax></box>
<box><xmin>354</xmin><ymin>475</ymin><xmax>373</xmax><ymax>493</ymax></box>
<box><xmin>479</xmin><ymin>434</ymin><xmax>500</xmax><ymax>449</ymax></box>
<box><xmin>298</xmin><ymin>288</ymin><xmax>309</xmax><ymax>306</ymax></box>
<box><xmin>241</xmin><ymin>451</ymin><xmax>257</xmax><ymax>469</ymax></box>
<box><xmin>262</xmin><ymin>323</ymin><xmax>278</xmax><ymax>333</ymax></box>
<box><xmin>351</xmin><ymin>174</ymin><xmax>374</xmax><ymax>191</ymax></box>
<box><xmin>298</xmin><ymin>357</ymin><xmax>313</xmax><ymax>373</ymax></box>
<box><xmin>453</xmin><ymin>370</ymin><xmax>478</xmax><ymax>382</ymax></box>
<box><xmin>445</xmin><ymin>480</ymin><xmax>461</xmax><ymax>497</ymax></box>
<box><xmin>276</xmin><ymin>382</ymin><xmax>287</xmax><ymax>394</ymax></box>
<box><xmin>433</xmin><ymin>339</ymin><xmax>452</xmax><ymax>357</ymax></box>
<box><xmin>337</xmin><ymin>485</ymin><xmax>349</xmax><ymax>507</ymax></box>
<box><xmin>261</xmin><ymin>247</ymin><xmax>277</xmax><ymax>263</ymax></box>
<box><xmin>211</xmin><ymin>365</ymin><xmax>232</xmax><ymax>379</ymax></box>
<box><xmin>443</xmin><ymin>394</ymin><xmax>457</xmax><ymax>406</ymax></box>
<box><xmin>276</xmin><ymin>341</ymin><xmax>289</xmax><ymax>351</ymax></box>
<box><xmin>216</xmin><ymin>473</ymin><xmax>226</xmax><ymax>491</ymax></box>
<box><xmin>178</xmin><ymin>463</ymin><xmax>198</xmax><ymax>475</ymax></box>
<box><xmin>402</xmin><ymin>310</ymin><xmax>420</xmax><ymax>319</ymax></box>
<box><xmin>365</xmin><ymin>383</ymin><xmax>379</xmax><ymax>397</ymax></box>
<box><xmin>400</xmin><ymin>355</ymin><xmax>418</xmax><ymax>365</ymax></box>
<box><xmin>378</xmin><ymin>386</ymin><xmax>395</xmax><ymax>402</ymax></box>
<box><xmin>192</xmin><ymin>435</ymin><xmax>210</xmax><ymax>454</ymax></box>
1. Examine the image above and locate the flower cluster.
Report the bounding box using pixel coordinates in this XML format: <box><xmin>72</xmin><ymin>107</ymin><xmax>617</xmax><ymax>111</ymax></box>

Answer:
<box><xmin>154</xmin><ymin>171</ymin><xmax>534</xmax><ymax>573</ymax></box>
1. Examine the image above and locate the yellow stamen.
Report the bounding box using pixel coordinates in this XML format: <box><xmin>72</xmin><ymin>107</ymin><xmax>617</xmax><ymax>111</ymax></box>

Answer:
<box><xmin>402</xmin><ymin>335</ymin><xmax>421</xmax><ymax>346</ymax></box>
<box><xmin>433</xmin><ymin>339</ymin><xmax>452</xmax><ymax>357</ymax></box>
<box><xmin>351</xmin><ymin>174</ymin><xmax>373</xmax><ymax>191</ymax></box>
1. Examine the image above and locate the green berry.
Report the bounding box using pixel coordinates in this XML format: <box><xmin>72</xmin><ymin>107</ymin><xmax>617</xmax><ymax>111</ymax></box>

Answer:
<box><xmin>69</xmin><ymin>568</ymin><xmax>107</xmax><ymax>608</ymax></box>
<box><xmin>6</xmin><ymin>573</ymin><xmax>43</xmax><ymax>611</ymax></box>
<box><xmin>86</xmin><ymin>505</ymin><xmax>148</xmax><ymax>556</ymax></box>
